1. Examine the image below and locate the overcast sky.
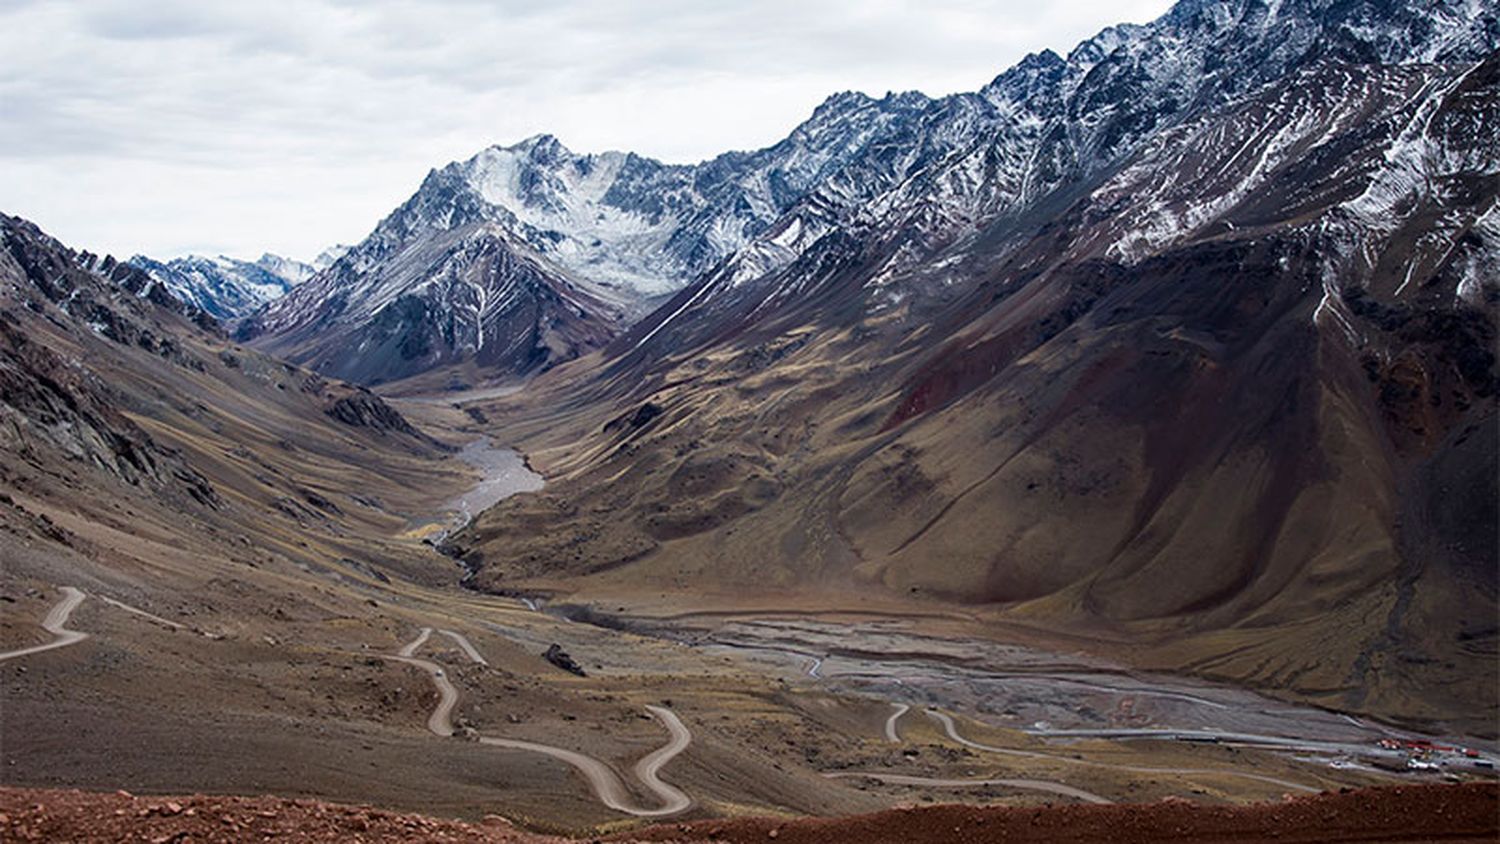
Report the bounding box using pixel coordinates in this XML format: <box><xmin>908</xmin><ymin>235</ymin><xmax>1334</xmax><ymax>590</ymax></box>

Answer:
<box><xmin>0</xmin><ymin>0</ymin><xmax>1174</xmax><ymax>261</ymax></box>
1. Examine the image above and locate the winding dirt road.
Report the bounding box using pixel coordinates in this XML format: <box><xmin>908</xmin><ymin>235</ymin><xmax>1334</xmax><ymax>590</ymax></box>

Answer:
<box><xmin>398</xmin><ymin>627</ymin><xmax>433</xmax><ymax>658</ymax></box>
<box><xmin>381</xmin><ymin>629</ymin><xmax>459</xmax><ymax>738</ymax></box>
<box><xmin>438</xmin><ymin>629</ymin><xmax>489</xmax><ymax>665</ymax></box>
<box><xmin>846</xmin><ymin>706</ymin><xmax>1320</xmax><ymax>805</ymax></box>
<box><xmin>825</xmin><ymin>772</ymin><xmax>1113</xmax><ymax>804</ymax></box>
<box><xmin>385</xmin><ymin>626</ymin><xmax>694</xmax><ymax>817</ymax></box>
<box><xmin>482</xmin><ymin>706</ymin><xmax>692</xmax><ymax>817</ymax></box>
<box><xmin>884</xmin><ymin>703</ymin><xmax>909</xmax><ymax>743</ymax></box>
<box><xmin>927</xmin><ymin>710</ymin><xmax>1322</xmax><ymax>794</ymax></box>
<box><xmin>0</xmin><ymin>587</ymin><xmax>89</xmax><ymax>663</ymax></box>
<box><xmin>631</xmin><ymin>706</ymin><xmax>694</xmax><ymax>815</ymax></box>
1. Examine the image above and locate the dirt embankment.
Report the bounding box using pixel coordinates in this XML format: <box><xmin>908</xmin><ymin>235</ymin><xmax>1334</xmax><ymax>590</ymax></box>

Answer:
<box><xmin>630</xmin><ymin>783</ymin><xmax>1500</xmax><ymax>843</ymax></box>
<box><xmin>3</xmin><ymin>783</ymin><xmax>1495</xmax><ymax>843</ymax></box>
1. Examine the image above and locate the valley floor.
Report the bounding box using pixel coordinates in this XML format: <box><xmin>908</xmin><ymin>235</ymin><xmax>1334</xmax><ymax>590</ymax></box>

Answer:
<box><xmin>1</xmin><ymin>397</ymin><xmax>1494</xmax><ymax>836</ymax></box>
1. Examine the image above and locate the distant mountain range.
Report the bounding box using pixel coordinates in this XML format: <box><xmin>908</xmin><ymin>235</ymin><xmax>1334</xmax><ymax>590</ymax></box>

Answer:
<box><xmin>128</xmin><ymin>252</ymin><xmax>325</xmax><ymax>321</ymax></box>
<box><xmin>238</xmin><ymin>0</ymin><xmax>1496</xmax><ymax>393</ymax></box>
<box><xmin>235</xmin><ymin>91</ymin><xmax>942</xmax><ymax>385</ymax></box>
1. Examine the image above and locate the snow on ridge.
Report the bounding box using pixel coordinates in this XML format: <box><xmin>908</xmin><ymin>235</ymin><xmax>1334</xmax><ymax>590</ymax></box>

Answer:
<box><xmin>250</xmin><ymin>0</ymin><xmax>1498</xmax><ymax>371</ymax></box>
<box><xmin>129</xmin><ymin>252</ymin><xmax>310</xmax><ymax>320</ymax></box>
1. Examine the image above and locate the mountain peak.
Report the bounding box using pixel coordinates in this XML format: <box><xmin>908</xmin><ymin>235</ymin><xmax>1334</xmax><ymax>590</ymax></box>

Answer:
<box><xmin>811</xmin><ymin>90</ymin><xmax>875</xmax><ymax>119</ymax></box>
<box><xmin>983</xmin><ymin>48</ymin><xmax>1068</xmax><ymax>102</ymax></box>
<box><xmin>511</xmin><ymin>132</ymin><xmax>570</xmax><ymax>160</ymax></box>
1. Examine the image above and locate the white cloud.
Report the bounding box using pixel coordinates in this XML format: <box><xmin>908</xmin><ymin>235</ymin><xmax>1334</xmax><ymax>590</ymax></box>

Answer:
<box><xmin>0</xmin><ymin>0</ymin><xmax>1174</xmax><ymax>260</ymax></box>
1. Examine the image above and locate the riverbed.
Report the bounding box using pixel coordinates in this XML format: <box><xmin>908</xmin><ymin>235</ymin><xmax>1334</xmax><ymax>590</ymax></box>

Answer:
<box><xmin>447</xmin><ymin>437</ymin><xmax>544</xmax><ymax>519</ymax></box>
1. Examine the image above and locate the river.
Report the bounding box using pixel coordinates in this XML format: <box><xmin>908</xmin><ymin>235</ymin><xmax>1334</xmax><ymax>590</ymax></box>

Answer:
<box><xmin>433</xmin><ymin>437</ymin><xmax>544</xmax><ymax>540</ymax></box>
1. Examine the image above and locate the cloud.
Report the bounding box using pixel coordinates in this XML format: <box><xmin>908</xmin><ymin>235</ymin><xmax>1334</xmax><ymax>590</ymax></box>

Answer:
<box><xmin>0</xmin><ymin>0</ymin><xmax>1175</xmax><ymax>259</ymax></box>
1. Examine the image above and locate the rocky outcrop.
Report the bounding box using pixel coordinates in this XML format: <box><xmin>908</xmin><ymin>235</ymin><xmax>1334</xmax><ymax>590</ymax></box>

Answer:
<box><xmin>1</xmin><ymin>213</ymin><xmax>218</xmax><ymax>367</ymax></box>
<box><xmin>542</xmin><ymin>643</ymin><xmax>586</xmax><ymax>676</ymax></box>
<box><xmin>0</xmin><ymin>315</ymin><xmax>219</xmax><ymax>508</ymax></box>
<box><xmin>324</xmin><ymin>390</ymin><xmax>419</xmax><ymax>436</ymax></box>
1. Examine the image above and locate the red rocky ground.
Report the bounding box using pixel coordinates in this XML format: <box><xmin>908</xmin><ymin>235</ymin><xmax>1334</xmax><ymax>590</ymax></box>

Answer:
<box><xmin>2</xmin><ymin>782</ymin><xmax>1495</xmax><ymax>843</ymax></box>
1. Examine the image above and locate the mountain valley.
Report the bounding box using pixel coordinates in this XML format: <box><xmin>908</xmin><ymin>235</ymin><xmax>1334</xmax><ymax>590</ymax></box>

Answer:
<box><xmin>1</xmin><ymin>0</ymin><xmax>1497</xmax><ymax>840</ymax></box>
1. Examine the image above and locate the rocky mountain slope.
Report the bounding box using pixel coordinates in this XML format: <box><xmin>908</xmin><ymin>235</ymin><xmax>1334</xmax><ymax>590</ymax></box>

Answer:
<box><xmin>239</xmin><ymin>89</ymin><xmax>942</xmax><ymax>387</ymax></box>
<box><xmin>129</xmin><ymin>252</ymin><xmax>316</xmax><ymax>320</ymax></box>
<box><xmin>0</xmin><ymin>212</ymin><xmax>456</xmax><ymax>588</ymax></box>
<box><xmin>449</xmin><ymin>0</ymin><xmax>1499</xmax><ymax>733</ymax></box>
<box><xmin>243</xmin><ymin>0</ymin><xmax>1498</xmax><ymax>392</ymax></box>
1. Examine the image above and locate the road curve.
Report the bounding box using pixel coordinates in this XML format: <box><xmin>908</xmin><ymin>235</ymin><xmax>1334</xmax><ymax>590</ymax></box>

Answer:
<box><xmin>0</xmin><ymin>587</ymin><xmax>89</xmax><ymax>663</ymax></box>
<box><xmin>398</xmin><ymin>627</ymin><xmax>433</xmax><ymax>657</ymax></box>
<box><xmin>825</xmin><ymin>771</ymin><xmax>1112</xmax><ymax>804</ymax></box>
<box><xmin>632</xmin><ymin>705</ymin><xmax>693</xmax><ymax>815</ymax></box>
<box><xmin>387</xmin><ymin>626</ymin><xmax>693</xmax><ymax>816</ymax></box>
<box><xmin>482</xmin><ymin>705</ymin><xmax>692</xmax><ymax>817</ymax></box>
<box><xmin>928</xmin><ymin>710</ymin><xmax>1322</xmax><ymax>794</ymax></box>
<box><xmin>884</xmin><ymin>703</ymin><xmax>909</xmax><ymax>743</ymax></box>
<box><xmin>383</xmin><ymin>629</ymin><xmax>458</xmax><ymax>737</ymax></box>
<box><xmin>927</xmin><ymin>710</ymin><xmax>1055</xmax><ymax>761</ymax></box>
<box><xmin>438</xmin><ymin>629</ymin><xmax>489</xmax><ymax>665</ymax></box>
<box><xmin>381</xmin><ymin>652</ymin><xmax>459</xmax><ymax>737</ymax></box>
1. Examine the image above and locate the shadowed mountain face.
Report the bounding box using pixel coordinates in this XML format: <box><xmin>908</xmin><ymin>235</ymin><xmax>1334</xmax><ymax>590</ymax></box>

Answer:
<box><xmin>0</xmin><ymin>213</ymin><xmax>451</xmax><ymax>581</ymax></box>
<box><xmin>447</xmin><ymin>2</ymin><xmax>1499</xmax><ymax>732</ymax></box>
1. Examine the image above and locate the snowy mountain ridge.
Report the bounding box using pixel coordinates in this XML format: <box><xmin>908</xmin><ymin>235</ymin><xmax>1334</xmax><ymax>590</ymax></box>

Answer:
<box><xmin>245</xmin><ymin>0</ymin><xmax>1497</xmax><ymax>386</ymax></box>
<box><xmin>129</xmin><ymin>252</ymin><xmax>317</xmax><ymax>321</ymax></box>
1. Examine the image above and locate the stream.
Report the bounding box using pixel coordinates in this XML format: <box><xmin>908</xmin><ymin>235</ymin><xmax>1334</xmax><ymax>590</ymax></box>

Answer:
<box><xmin>427</xmin><ymin>437</ymin><xmax>543</xmax><ymax>543</ymax></box>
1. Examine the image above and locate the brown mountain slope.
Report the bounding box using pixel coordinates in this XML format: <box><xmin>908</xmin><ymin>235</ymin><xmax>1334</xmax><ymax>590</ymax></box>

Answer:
<box><xmin>1</xmin><ymin>215</ymin><xmax>1492</xmax><ymax>837</ymax></box>
<box><xmin>448</xmin><ymin>57</ymin><xmax>1499</xmax><ymax>734</ymax></box>
<box><xmin>0</xmin><ymin>213</ymin><xmax>465</xmax><ymax>587</ymax></box>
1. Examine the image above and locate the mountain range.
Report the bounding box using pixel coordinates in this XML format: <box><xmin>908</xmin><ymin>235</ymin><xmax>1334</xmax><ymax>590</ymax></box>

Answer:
<box><xmin>238</xmin><ymin>0</ymin><xmax>1496</xmax><ymax>394</ymax></box>
<box><xmin>431</xmin><ymin>0</ymin><xmax>1497</xmax><ymax>732</ymax></box>
<box><xmin>235</xmin><ymin>90</ymin><xmax>945</xmax><ymax>386</ymax></box>
<box><xmin>127</xmin><ymin>251</ymin><xmax>329</xmax><ymax>321</ymax></box>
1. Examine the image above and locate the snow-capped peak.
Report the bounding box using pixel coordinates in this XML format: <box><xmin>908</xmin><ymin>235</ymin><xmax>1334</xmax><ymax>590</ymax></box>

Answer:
<box><xmin>128</xmin><ymin>252</ymin><xmax>313</xmax><ymax>320</ymax></box>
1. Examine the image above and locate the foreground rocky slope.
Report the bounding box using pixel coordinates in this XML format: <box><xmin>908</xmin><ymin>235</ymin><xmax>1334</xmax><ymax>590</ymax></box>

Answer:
<box><xmin>4</xmin><ymin>783</ymin><xmax>1496</xmax><ymax>843</ymax></box>
<box><xmin>451</xmin><ymin>1</ymin><xmax>1499</xmax><ymax>733</ymax></box>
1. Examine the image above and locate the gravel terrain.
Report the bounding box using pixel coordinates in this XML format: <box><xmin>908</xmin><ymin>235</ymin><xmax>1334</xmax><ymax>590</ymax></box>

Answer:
<box><xmin>4</xmin><ymin>783</ymin><xmax>1494</xmax><ymax>843</ymax></box>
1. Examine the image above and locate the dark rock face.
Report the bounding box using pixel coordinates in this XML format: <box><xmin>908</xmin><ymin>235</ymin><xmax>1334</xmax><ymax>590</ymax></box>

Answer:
<box><xmin>603</xmin><ymin>402</ymin><xmax>663</xmax><ymax>435</ymax></box>
<box><xmin>324</xmin><ymin>391</ymin><xmax>419</xmax><ymax>436</ymax></box>
<box><xmin>0</xmin><ymin>214</ymin><xmax>225</xmax><ymax>508</ymax></box>
<box><xmin>245</xmin><ymin>221</ymin><xmax>622</xmax><ymax>385</ymax></box>
<box><xmin>0</xmin><ymin>314</ymin><xmax>220</xmax><ymax>508</ymax></box>
<box><xmin>542</xmin><ymin>643</ymin><xmax>586</xmax><ymax>676</ymax></box>
<box><xmin>323</xmin><ymin>389</ymin><xmax>449</xmax><ymax>452</ymax></box>
<box><xmin>1</xmin><ymin>214</ymin><xmax>218</xmax><ymax>366</ymax></box>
